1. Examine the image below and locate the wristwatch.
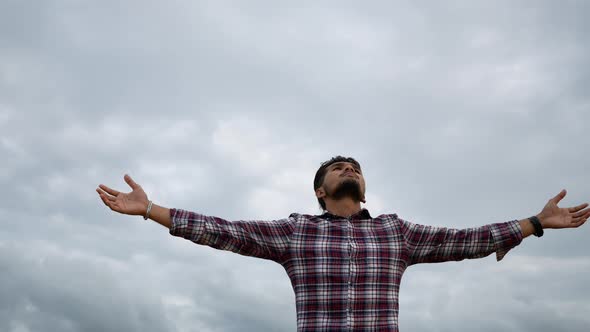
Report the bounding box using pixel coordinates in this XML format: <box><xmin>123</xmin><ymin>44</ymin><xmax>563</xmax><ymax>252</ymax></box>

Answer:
<box><xmin>528</xmin><ymin>215</ymin><xmax>544</xmax><ymax>237</ymax></box>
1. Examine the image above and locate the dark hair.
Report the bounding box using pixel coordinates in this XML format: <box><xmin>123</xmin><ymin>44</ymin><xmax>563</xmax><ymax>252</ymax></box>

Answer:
<box><xmin>313</xmin><ymin>156</ymin><xmax>362</xmax><ymax>210</ymax></box>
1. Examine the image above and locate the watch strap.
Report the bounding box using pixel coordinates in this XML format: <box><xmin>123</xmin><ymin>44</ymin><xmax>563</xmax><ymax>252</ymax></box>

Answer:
<box><xmin>528</xmin><ymin>215</ymin><xmax>544</xmax><ymax>237</ymax></box>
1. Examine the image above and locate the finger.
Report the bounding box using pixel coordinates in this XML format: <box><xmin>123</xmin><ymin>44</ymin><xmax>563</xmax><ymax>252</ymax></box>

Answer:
<box><xmin>97</xmin><ymin>188</ymin><xmax>118</xmax><ymax>203</ymax></box>
<box><xmin>103</xmin><ymin>196</ymin><xmax>121</xmax><ymax>212</ymax></box>
<box><xmin>572</xmin><ymin>207</ymin><xmax>590</xmax><ymax>218</ymax></box>
<box><xmin>98</xmin><ymin>184</ymin><xmax>120</xmax><ymax>196</ymax></box>
<box><xmin>572</xmin><ymin>216</ymin><xmax>585</xmax><ymax>224</ymax></box>
<box><xmin>96</xmin><ymin>188</ymin><xmax>114</xmax><ymax>199</ymax></box>
<box><xmin>98</xmin><ymin>191</ymin><xmax>113</xmax><ymax>207</ymax></box>
<box><xmin>568</xmin><ymin>203</ymin><xmax>588</xmax><ymax>213</ymax></box>
<box><xmin>124</xmin><ymin>174</ymin><xmax>140</xmax><ymax>190</ymax></box>
<box><xmin>571</xmin><ymin>217</ymin><xmax>587</xmax><ymax>228</ymax></box>
<box><xmin>571</xmin><ymin>211</ymin><xmax>590</xmax><ymax>223</ymax></box>
<box><xmin>552</xmin><ymin>189</ymin><xmax>567</xmax><ymax>204</ymax></box>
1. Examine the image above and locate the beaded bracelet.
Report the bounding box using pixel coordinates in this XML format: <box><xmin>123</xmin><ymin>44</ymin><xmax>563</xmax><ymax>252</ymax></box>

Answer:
<box><xmin>144</xmin><ymin>200</ymin><xmax>153</xmax><ymax>220</ymax></box>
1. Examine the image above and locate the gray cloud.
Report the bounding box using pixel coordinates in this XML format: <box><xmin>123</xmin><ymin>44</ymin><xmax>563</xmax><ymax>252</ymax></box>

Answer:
<box><xmin>2</xmin><ymin>0</ymin><xmax>589</xmax><ymax>331</ymax></box>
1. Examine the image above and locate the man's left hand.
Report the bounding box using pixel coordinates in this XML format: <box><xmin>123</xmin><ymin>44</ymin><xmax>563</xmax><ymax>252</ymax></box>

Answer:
<box><xmin>537</xmin><ymin>189</ymin><xmax>590</xmax><ymax>229</ymax></box>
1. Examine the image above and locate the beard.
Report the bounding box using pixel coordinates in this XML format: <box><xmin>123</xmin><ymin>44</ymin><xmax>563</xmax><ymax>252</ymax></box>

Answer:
<box><xmin>325</xmin><ymin>179</ymin><xmax>364</xmax><ymax>202</ymax></box>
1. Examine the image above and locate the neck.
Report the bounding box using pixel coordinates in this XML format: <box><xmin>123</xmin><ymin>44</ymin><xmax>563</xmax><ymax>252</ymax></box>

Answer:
<box><xmin>324</xmin><ymin>198</ymin><xmax>362</xmax><ymax>218</ymax></box>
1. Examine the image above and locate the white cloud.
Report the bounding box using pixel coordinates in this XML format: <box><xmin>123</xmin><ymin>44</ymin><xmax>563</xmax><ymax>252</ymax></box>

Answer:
<box><xmin>9</xmin><ymin>321</ymin><xmax>31</xmax><ymax>332</ymax></box>
<box><xmin>211</xmin><ymin>116</ymin><xmax>281</xmax><ymax>174</ymax></box>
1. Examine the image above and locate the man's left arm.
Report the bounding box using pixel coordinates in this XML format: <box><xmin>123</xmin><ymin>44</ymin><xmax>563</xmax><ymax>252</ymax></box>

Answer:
<box><xmin>402</xmin><ymin>189</ymin><xmax>589</xmax><ymax>265</ymax></box>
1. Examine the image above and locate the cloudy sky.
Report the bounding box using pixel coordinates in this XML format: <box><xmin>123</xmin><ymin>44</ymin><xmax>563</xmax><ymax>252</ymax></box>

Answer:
<box><xmin>2</xmin><ymin>0</ymin><xmax>589</xmax><ymax>331</ymax></box>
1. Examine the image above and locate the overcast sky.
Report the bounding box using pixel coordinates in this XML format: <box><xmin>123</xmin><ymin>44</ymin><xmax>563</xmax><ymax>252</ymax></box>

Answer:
<box><xmin>2</xmin><ymin>0</ymin><xmax>589</xmax><ymax>331</ymax></box>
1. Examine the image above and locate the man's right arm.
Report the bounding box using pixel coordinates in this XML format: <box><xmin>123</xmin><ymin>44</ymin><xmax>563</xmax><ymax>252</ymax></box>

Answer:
<box><xmin>166</xmin><ymin>207</ymin><xmax>296</xmax><ymax>262</ymax></box>
<box><xmin>97</xmin><ymin>175</ymin><xmax>296</xmax><ymax>262</ymax></box>
<box><xmin>142</xmin><ymin>202</ymin><xmax>296</xmax><ymax>262</ymax></box>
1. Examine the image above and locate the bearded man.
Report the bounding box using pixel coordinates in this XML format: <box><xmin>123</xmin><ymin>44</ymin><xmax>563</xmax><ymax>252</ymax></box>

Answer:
<box><xmin>97</xmin><ymin>156</ymin><xmax>590</xmax><ymax>331</ymax></box>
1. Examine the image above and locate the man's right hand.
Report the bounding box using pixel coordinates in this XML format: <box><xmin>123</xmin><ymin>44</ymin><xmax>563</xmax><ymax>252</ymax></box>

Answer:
<box><xmin>96</xmin><ymin>174</ymin><xmax>149</xmax><ymax>216</ymax></box>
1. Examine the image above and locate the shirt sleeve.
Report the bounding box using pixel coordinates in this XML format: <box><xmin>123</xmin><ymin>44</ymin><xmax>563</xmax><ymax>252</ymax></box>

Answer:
<box><xmin>399</xmin><ymin>217</ymin><xmax>523</xmax><ymax>266</ymax></box>
<box><xmin>169</xmin><ymin>208</ymin><xmax>296</xmax><ymax>262</ymax></box>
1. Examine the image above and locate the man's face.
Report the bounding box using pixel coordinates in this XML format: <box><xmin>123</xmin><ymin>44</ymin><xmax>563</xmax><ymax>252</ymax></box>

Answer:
<box><xmin>317</xmin><ymin>161</ymin><xmax>366</xmax><ymax>203</ymax></box>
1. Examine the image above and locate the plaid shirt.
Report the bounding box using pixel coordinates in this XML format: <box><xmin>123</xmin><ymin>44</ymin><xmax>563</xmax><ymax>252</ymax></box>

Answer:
<box><xmin>169</xmin><ymin>208</ymin><xmax>523</xmax><ymax>331</ymax></box>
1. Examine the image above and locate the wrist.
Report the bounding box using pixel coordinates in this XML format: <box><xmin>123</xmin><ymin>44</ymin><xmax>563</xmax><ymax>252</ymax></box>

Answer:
<box><xmin>535</xmin><ymin>213</ymin><xmax>548</xmax><ymax>229</ymax></box>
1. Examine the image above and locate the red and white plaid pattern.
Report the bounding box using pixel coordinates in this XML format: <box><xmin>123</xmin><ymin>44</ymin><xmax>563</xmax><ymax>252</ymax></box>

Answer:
<box><xmin>170</xmin><ymin>208</ymin><xmax>523</xmax><ymax>331</ymax></box>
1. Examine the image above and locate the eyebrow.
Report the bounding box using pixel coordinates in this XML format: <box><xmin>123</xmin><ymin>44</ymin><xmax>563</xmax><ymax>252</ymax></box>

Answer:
<box><xmin>330</xmin><ymin>162</ymin><xmax>361</xmax><ymax>171</ymax></box>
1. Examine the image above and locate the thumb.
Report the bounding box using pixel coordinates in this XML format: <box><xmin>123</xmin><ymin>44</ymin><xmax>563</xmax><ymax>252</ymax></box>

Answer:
<box><xmin>552</xmin><ymin>189</ymin><xmax>567</xmax><ymax>204</ymax></box>
<box><xmin>124</xmin><ymin>174</ymin><xmax>140</xmax><ymax>190</ymax></box>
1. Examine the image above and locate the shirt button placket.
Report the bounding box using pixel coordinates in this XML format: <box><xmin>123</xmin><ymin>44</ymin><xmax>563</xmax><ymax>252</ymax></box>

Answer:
<box><xmin>346</xmin><ymin>217</ymin><xmax>353</xmax><ymax>331</ymax></box>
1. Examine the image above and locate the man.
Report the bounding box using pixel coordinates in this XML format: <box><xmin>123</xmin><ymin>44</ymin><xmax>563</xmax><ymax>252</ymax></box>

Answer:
<box><xmin>97</xmin><ymin>156</ymin><xmax>589</xmax><ymax>331</ymax></box>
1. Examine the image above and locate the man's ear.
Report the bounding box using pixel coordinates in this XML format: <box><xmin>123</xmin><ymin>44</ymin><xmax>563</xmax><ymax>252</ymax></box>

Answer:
<box><xmin>315</xmin><ymin>188</ymin><xmax>325</xmax><ymax>199</ymax></box>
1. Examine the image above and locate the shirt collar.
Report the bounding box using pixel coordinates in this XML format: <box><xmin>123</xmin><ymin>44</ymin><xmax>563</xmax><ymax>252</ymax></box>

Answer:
<box><xmin>320</xmin><ymin>208</ymin><xmax>372</xmax><ymax>220</ymax></box>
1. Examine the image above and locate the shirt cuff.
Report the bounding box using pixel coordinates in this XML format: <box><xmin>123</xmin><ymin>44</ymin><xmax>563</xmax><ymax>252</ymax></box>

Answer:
<box><xmin>490</xmin><ymin>219</ymin><xmax>524</xmax><ymax>261</ymax></box>
<box><xmin>168</xmin><ymin>208</ymin><xmax>205</xmax><ymax>242</ymax></box>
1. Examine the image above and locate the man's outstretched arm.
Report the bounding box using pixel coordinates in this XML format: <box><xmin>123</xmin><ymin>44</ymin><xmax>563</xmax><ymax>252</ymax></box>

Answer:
<box><xmin>96</xmin><ymin>174</ymin><xmax>296</xmax><ymax>262</ymax></box>
<box><xmin>401</xmin><ymin>189</ymin><xmax>589</xmax><ymax>265</ymax></box>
